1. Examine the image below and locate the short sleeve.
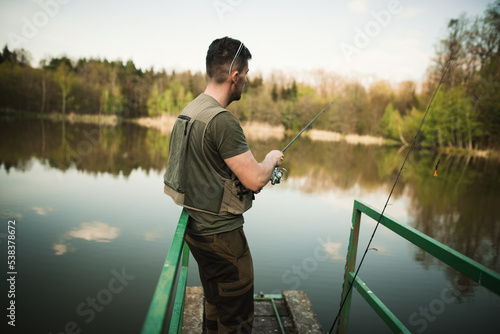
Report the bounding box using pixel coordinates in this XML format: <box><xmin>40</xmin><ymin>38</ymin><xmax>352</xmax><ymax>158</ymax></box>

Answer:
<box><xmin>205</xmin><ymin>112</ymin><xmax>249</xmax><ymax>160</ymax></box>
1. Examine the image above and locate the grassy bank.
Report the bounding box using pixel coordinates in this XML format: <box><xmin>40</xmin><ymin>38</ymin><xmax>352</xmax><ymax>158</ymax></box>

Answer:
<box><xmin>0</xmin><ymin>110</ymin><xmax>118</xmax><ymax>126</ymax></box>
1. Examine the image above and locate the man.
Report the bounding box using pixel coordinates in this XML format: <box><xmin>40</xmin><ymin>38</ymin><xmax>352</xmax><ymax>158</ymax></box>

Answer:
<box><xmin>163</xmin><ymin>37</ymin><xmax>284</xmax><ymax>333</ymax></box>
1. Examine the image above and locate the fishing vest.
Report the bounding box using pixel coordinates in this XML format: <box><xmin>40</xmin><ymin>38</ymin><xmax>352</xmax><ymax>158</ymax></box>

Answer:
<box><xmin>163</xmin><ymin>96</ymin><xmax>253</xmax><ymax>215</ymax></box>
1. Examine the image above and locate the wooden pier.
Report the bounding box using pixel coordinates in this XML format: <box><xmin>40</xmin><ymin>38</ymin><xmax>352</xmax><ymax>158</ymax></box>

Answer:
<box><xmin>182</xmin><ymin>287</ymin><xmax>324</xmax><ymax>333</ymax></box>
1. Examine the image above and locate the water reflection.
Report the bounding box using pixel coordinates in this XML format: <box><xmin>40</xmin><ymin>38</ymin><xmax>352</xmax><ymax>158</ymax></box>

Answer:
<box><xmin>0</xmin><ymin>118</ymin><xmax>169</xmax><ymax>176</ymax></box>
<box><xmin>1</xmin><ymin>209</ymin><xmax>23</xmax><ymax>219</ymax></box>
<box><xmin>412</xmin><ymin>157</ymin><xmax>498</xmax><ymax>256</ymax></box>
<box><xmin>1</xmin><ymin>118</ymin><xmax>499</xmax><ymax>277</ymax></box>
<box><xmin>31</xmin><ymin>206</ymin><xmax>54</xmax><ymax>215</ymax></box>
<box><xmin>1</xmin><ymin>117</ymin><xmax>499</xmax><ymax>333</ymax></box>
<box><xmin>322</xmin><ymin>242</ymin><xmax>343</xmax><ymax>261</ymax></box>
<box><xmin>67</xmin><ymin>221</ymin><xmax>120</xmax><ymax>242</ymax></box>
<box><xmin>53</xmin><ymin>221</ymin><xmax>120</xmax><ymax>255</ymax></box>
<box><xmin>404</xmin><ymin>154</ymin><xmax>500</xmax><ymax>296</ymax></box>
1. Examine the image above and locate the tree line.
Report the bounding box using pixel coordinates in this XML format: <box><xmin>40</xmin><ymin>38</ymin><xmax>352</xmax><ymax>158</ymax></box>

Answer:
<box><xmin>0</xmin><ymin>1</ymin><xmax>499</xmax><ymax>150</ymax></box>
<box><xmin>0</xmin><ymin>49</ymin><xmax>206</xmax><ymax>118</ymax></box>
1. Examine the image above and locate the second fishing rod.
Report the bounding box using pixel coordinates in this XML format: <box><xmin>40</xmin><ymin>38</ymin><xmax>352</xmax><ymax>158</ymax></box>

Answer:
<box><xmin>327</xmin><ymin>60</ymin><xmax>453</xmax><ymax>333</ymax></box>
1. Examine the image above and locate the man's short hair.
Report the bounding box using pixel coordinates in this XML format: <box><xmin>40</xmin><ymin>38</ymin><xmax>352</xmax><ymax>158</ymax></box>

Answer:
<box><xmin>206</xmin><ymin>37</ymin><xmax>252</xmax><ymax>84</ymax></box>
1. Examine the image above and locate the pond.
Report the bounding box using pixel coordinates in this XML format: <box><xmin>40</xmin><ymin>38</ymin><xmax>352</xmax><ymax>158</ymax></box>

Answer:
<box><xmin>1</xmin><ymin>117</ymin><xmax>499</xmax><ymax>333</ymax></box>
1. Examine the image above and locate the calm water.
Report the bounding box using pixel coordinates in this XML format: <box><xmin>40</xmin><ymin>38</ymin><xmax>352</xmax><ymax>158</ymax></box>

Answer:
<box><xmin>1</xmin><ymin>117</ymin><xmax>499</xmax><ymax>334</ymax></box>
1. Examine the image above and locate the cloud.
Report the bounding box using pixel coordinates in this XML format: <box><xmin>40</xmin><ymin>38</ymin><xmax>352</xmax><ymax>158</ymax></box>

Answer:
<box><xmin>399</xmin><ymin>7</ymin><xmax>426</xmax><ymax>19</ymax></box>
<box><xmin>31</xmin><ymin>206</ymin><xmax>54</xmax><ymax>216</ymax></box>
<box><xmin>322</xmin><ymin>242</ymin><xmax>344</xmax><ymax>260</ymax></box>
<box><xmin>335</xmin><ymin>37</ymin><xmax>433</xmax><ymax>82</ymax></box>
<box><xmin>144</xmin><ymin>232</ymin><xmax>162</xmax><ymax>242</ymax></box>
<box><xmin>67</xmin><ymin>221</ymin><xmax>120</xmax><ymax>242</ymax></box>
<box><xmin>52</xmin><ymin>243</ymin><xmax>67</xmax><ymax>256</ymax></box>
<box><xmin>348</xmin><ymin>0</ymin><xmax>369</xmax><ymax>13</ymax></box>
<box><xmin>53</xmin><ymin>221</ymin><xmax>120</xmax><ymax>255</ymax></box>
<box><xmin>1</xmin><ymin>210</ymin><xmax>23</xmax><ymax>219</ymax></box>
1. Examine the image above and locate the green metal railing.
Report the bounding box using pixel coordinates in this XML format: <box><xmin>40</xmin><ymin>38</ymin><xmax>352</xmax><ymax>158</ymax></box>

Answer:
<box><xmin>142</xmin><ymin>209</ymin><xmax>190</xmax><ymax>334</ymax></box>
<box><xmin>254</xmin><ymin>293</ymin><xmax>287</xmax><ymax>334</ymax></box>
<box><xmin>142</xmin><ymin>200</ymin><xmax>500</xmax><ymax>333</ymax></box>
<box><xmin>338</xmin><ymin>200</ymin><xmax>500</xmax><ymax>333</ymax></box>
<box><xmin>141</xmin><ymin>209</ymin><xmax>287</xmax><ymax>334</ymax></box>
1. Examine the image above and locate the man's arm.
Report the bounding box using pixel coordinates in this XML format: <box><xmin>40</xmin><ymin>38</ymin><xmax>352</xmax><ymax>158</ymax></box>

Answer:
<box><xmin>225</xmin><ymin>150</ymin><xmax>284</xmax><ymax>193</ymax></box>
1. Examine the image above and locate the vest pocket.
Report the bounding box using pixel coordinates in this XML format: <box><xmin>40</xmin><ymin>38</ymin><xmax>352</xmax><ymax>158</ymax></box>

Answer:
<box><xmin>221</xmin><ymin>179</ymin><xmax>253</xmax><ymax>215</ymax></box>
<box><xmin>164</xmin><ymin>115</ymin><xmax>192</xmax><ymax>193</ymax></box>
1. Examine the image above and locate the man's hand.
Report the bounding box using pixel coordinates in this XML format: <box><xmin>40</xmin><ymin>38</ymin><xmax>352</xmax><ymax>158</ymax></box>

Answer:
<box><xmin>266</xmin><ymin>150</ymin><xmax>284</xmax><ymax>167</ymax></box>
<box><xmin>225</xmin><ymin>149</ymin><xmax>285</xmax><ymax>192</ymax></box>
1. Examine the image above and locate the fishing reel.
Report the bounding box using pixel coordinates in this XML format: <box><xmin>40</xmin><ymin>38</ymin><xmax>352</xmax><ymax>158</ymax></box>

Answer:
<box><xmin>270</xmin><ymin>167</ymin><xmax>288</xmax><ymax>185</ymax></box>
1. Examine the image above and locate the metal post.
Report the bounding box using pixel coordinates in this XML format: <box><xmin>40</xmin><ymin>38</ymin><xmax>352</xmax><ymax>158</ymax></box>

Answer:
<box><xmin>337</xmin><ymin>207</ymin><xmax>362</xmax><ymax>333</ymax></box>
<box><xmin>169</xmin><ymin>241</ymin><xmax>190</xmax><ymax>333</ymax></box>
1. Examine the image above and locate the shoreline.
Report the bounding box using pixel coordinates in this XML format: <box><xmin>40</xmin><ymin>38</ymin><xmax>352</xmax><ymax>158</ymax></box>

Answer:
<box><xmin>132</xmin><ymin>115</ymin><xmax>389</xmax><ymax>145</ymax></box>
<box><xmin>0</xmin><ymin>110</ymin><xmax>119</xmax><ymax>126</ymax></box>
<box><xmin>2</xmin><ymin>110</ymin><xmax>498</xmax><ymax>158</ymax></box>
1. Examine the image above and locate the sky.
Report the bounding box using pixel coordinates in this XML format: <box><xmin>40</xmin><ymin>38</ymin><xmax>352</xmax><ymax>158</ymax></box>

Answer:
<box><xmin>0</xmin><ymin>0</ymin><xmax>494</xmax><ymax>84</ymax></box>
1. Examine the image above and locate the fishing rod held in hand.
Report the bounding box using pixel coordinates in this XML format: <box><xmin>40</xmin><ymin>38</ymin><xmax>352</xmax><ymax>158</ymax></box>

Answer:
<box><xmin>271</xmin><ymin>95</ymin><xmax>339</xmax><ymax>185</ymax></box>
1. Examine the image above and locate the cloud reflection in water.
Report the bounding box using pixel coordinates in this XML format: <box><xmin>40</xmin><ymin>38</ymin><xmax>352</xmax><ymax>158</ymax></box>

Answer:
<box><xmin>53</xmin><ymin>221</ymin><xmax>120</xmax><ymax>255</ymax></box>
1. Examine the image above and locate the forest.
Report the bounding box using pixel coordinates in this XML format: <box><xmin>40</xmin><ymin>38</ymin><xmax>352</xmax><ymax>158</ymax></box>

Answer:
<box><xmin>0</xmin><ymin>1</ymin><xmax>499</xmax><ymax>150</ymax></box>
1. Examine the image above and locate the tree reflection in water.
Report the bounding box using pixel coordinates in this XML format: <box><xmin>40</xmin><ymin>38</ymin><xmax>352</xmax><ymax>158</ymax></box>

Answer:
<box><xmin>1</xmin><ymin>117</ymin><xmax>498</xmax><ymax>293</ymax></box>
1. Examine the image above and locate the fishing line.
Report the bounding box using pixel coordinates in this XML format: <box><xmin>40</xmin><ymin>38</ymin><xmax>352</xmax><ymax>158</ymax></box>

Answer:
<box><xmin>327</xmin><ymin>60</ymin><xmax>453</xmax><ymax>333</ymax></box>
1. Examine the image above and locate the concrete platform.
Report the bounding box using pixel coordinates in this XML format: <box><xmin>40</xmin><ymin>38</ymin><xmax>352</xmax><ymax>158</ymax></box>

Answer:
<box><xmin>182</xmin><ymin>287</ymin><xmax>324</xmax><ymax>334</ymax></box>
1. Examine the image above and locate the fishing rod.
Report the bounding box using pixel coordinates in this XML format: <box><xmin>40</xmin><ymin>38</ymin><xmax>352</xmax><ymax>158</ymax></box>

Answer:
<box><xmin>270</xmin><ymin>95</ymin><xmax>339</xmax><ymax>185</ymax></box>
<box><xmin>327</xmin><ymin>61</ymin><xmax>453</xmax><ymax>333</ymax></box>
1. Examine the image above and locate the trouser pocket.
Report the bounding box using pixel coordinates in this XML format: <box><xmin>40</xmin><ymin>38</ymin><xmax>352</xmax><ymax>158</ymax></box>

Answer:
<box><xmin>218</xmin><ymin>278</ymin><xmax>253</xmax><ymax>297</ymax></box>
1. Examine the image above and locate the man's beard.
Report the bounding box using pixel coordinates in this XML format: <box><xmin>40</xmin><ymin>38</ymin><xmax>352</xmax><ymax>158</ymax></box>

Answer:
<box><xmin>227</xmin><ymin>89</ymin><xmax>243</xmax><ymax>106</ymax></box>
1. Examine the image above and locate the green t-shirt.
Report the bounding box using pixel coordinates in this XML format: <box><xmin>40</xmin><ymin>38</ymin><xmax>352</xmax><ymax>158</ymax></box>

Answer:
<box><xmin>186</xmin><ymin>94</ymin><xmax>250</xmax><ymax>235</ymax></box>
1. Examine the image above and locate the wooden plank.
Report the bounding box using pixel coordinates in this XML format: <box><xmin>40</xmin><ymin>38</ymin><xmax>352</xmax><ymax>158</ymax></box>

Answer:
<box><xmin>182</xmin><ymin>289</ymin><xmax>315</xmax><ymax>334</ymax></box>
<box><xmin>181</xmin><ymin>286</ymin><xmax>203</xmax><ymax>333</ymax></box>
<box><xmin>283</xmin><ymin>290</ymin><xmax>324</xmax><ymax>334</ymax></box>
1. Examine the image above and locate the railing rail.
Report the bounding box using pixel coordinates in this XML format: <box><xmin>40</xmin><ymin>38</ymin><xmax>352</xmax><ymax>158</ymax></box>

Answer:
<box><xmin>141</xmin><ymin>209</ymin><xmax>190</xmax><ymax>334</ymax></box>
<box><xmin>338</xmin><ymin>199</ymin><xmax>500</xmax><ymax>333</ymax></box>
<box><xmin>143</xmin><ymin>201</ymin><xmax>500</xmax><ymax>333</ymax></box>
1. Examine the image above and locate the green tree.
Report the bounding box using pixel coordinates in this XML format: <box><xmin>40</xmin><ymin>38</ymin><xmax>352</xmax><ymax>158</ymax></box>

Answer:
<box><xmin>423</xmin><ymin>86</ymin><xmax>482</xmax><ymax>149</ymax></box>
<box><xmin>279</xmin><ymin>100</ymin><xmax>300</xmax><ymax>131</ymax></box>
<box><xmin>271</xmin><ymin>84</ymin><xmax>278</xmax><ymax>102</ymax></box>
<box><xmin>379</xmin><ymin>103</ymin><xmax>402</xmax><ymax>140</ymax></box>
<box><xmin>365</xmin><ymin>80</ymin><xmax>392</xmax><ymax>136</ymax></box>
<box><xmin>471</xmin><ymin>0</ymin><xmax>500</xmax><ymax>148</ymax></box>
<box><xmin>54</xmin><ymin>62</ymin><xmax>75</xmax><ymax>114</ymax></box>
<box><xmin>394</xmin><ymin>80</ymin><xmax>419</xmax><ymax>116</ymax></box>
<box><xmin>147</xmin><ymin>83</ymin><xmax>173</xmax><ymax>116</ymax></box>
<box><xmin>400</xmin><ymin>107</ymin><xmax>424</xmax><ymax>146</ymax></box>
